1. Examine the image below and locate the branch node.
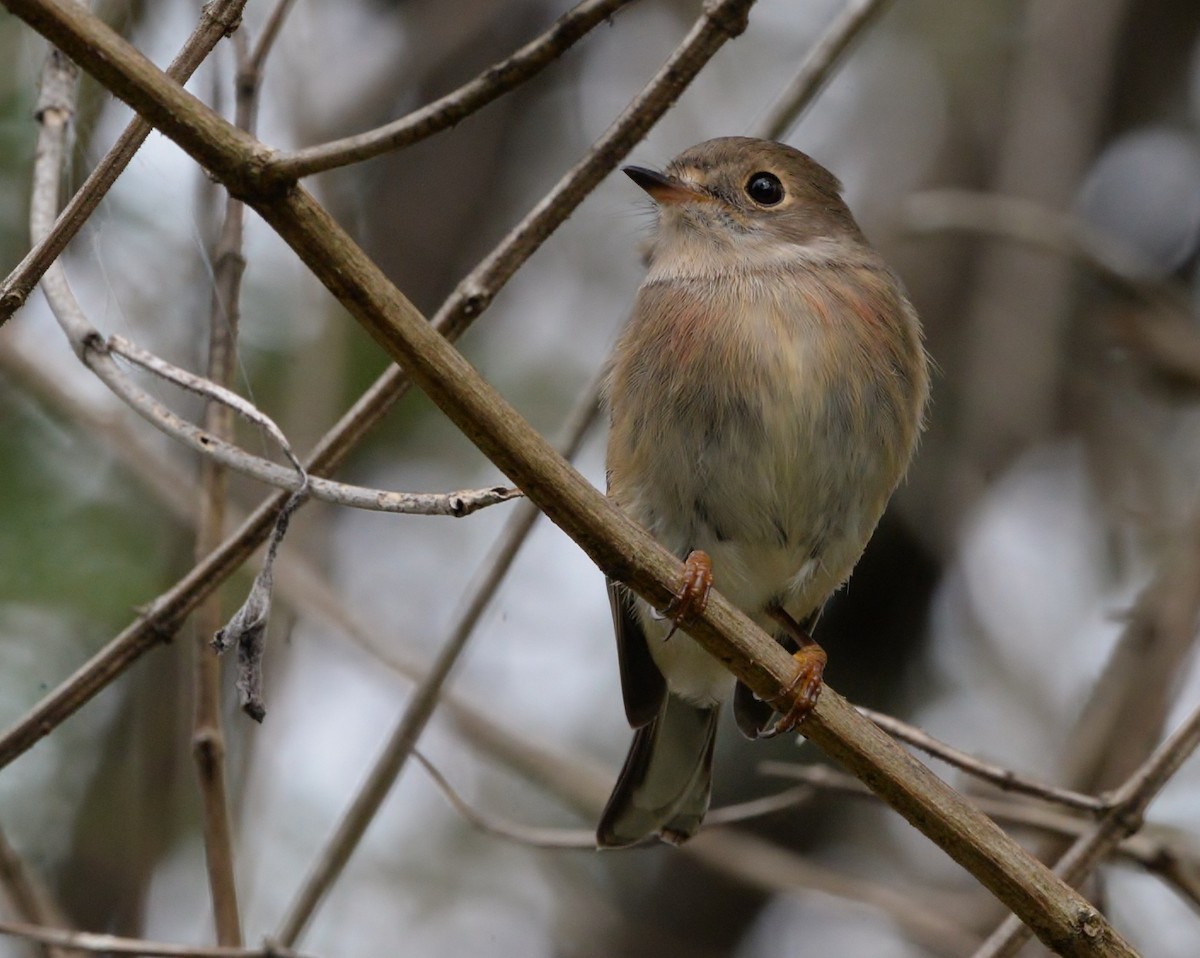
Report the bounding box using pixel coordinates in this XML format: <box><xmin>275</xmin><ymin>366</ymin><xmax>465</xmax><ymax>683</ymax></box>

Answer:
<box><xmin>703</xmin><ymin>0</ymin><xmax>752</xmax><ymax>38</ymax></box>
<box><xmin>33</xmin><ymin>48</ymin><xmax>80</xmax><ymax>122</ymax></box>
<box><xmin>0</xmin><ymin>289</ymin><xmax>28</xmax><ymax>317</ymax></box>
<box><xmin>1075</xmin><ymin>905</ymin><xmax>1106</xmax><ymax>941</ymax></box>
<box><xmin>192</xmin><ymin>725</ymin><xmax>226</xmax><ymax>766</ymax></box>
<box><xmin>200</xmin><ymin>0</ymin><xmax>244</xmax><ymax>38</ymax></box>
<box><xmin>76</xmin><ymin>329</ymin><xmax>107</xmax><ymax>362</ymax></box>
<box><xmin>1110</xmin><ymin>802</ymin><xmax>1146</xmax><ymax>837</ymax></box>
<box><xmin>132</xmin><ymin>605</ymin><xmax>179</xmax><ymax>646</ymax></box>
<box><xmin>461</xmin><ymin>289</ymin><xmax>491</xmax><ymax>317</ymax></box>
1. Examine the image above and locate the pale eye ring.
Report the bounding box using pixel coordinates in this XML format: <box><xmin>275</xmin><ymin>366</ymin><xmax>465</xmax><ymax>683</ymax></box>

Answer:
<box><xmin>745</xmin><ymin>171</ymin><xmax>784</xmax><ymax>206</ymax></box>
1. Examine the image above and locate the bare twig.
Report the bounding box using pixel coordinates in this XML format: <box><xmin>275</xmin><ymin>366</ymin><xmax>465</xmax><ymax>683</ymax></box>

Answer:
<box><xmin>857</xmin><ymin>706</ymin><xmax>1108</xmax><ymax>814</ymax></box>
<box><xmin>1062</xmin><ymin>525</ymin><xmax>1200</xmax><ymax>795</ymax></box>
<box><xmin>110</xmin><ymin>336</ymin><xmax>304</xmax><ymax>478</ymax></box>
<box><xmin>0</xmin><ymin>3</ymin><xmax>1141</xmax><ymax>950</ymax></box>
<box><xmin>70</xmin><ymin>333</ymin><xmax>516</xmax><ymax>516</ymax></box>
<box><xmin>975</xmin><ymin>702</ymin><xmax>1200</xmax><ymax>958</ymax></box>
<box><xmin>761</xmin><ymin>762</ymin><xmax>1200</xmax><ymax>892</ymax></box>
<box><xmin>0</xmin><ymin>0</ymin><xmax>248</xmax><ymax>322</ymax></box>
<box><xmin>0</xmin><ymin>921</ymin><xmax>310</xmax><ymax>958</ymax></box>
<box><xmin>414</xmin><ymin>745</ymin><xmax>809</xmax><ymax>847</ymax></box>
<box><xmin>247</xmin><ymin>0</ymin><xmax>298</xmax><ymax>74</ymax></box>
<box><xmin>0</xmin><ymin>827</ymin><xmax>70</xmax><ymax>958</ymax></box>
<box><xmin>263</xmin><ymin>0</ymin><xmax>637</xmax><ymax>182</ymax></box>
<box><xmin>759</xmin><ymin>0</ymin><xmax>894</xmax><ymax>140</ymax></box>
<box><xmin>275</xmin><ymin>371</ymin><xmax>604</xmax><ymax>945</ymax></box>
<box><xmin>189</xmin><ymin>23</ymin><xmax>263</xmax><ymax>943</ymax></box>
<box><xmin>411</xmin><ymin>750</ymin><xmax>598</xmax><ymax>850</ymax></box>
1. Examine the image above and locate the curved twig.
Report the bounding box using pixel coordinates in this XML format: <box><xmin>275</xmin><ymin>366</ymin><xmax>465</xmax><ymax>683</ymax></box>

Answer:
<box><xmin>263</xmin><ymin>0</ymin><xmax>637</xmax><ymax>182</ymax></box>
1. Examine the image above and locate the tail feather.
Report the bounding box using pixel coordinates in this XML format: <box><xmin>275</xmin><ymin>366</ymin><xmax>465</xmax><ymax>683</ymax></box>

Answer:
<box><xmin>596</xmin><ymin>695</ymin><xmax>718</xmax><ymax>848</ymax></box>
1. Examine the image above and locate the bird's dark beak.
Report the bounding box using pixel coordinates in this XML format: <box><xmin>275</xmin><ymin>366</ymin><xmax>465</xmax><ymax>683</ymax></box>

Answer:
<box><xmin>623</xmin><ymin>166</ymin><xmax>707</xmax><ymax>205</ymax></box>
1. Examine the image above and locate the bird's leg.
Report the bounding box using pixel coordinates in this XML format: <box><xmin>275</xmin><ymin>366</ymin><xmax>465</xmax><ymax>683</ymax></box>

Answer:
<box><xmin>760</xmin><ymin>605</ymin><xmax>827</xmax><ymax>736</ymax></box>
<box><xmin>662</xmin><ymin>549</ymin><xmax>713</xmax><ymax>641</ymax></box>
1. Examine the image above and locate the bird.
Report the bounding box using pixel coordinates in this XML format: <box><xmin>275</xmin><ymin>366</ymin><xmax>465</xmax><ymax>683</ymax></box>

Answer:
<box><xmin>597</xmin><ymin>136</ymin><xmax>929</xmax><ymax>848</ymax></box>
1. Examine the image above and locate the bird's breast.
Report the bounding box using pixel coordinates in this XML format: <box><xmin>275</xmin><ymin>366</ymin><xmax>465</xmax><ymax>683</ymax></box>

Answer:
<box><xmin>606</xmin><ymin>264</ymin><xmax>926</xmax><ymax>616</ymax></box>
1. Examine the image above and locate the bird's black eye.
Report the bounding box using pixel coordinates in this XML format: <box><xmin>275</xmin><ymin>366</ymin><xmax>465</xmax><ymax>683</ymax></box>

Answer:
<box><xmin>745</xmin><ymin>171</ymin><xmax>784</xmax><ymax>206</ymax></box>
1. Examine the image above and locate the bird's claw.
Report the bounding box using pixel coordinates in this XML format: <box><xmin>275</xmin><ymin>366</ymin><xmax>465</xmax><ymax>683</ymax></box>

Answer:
<box><xmin>760</xmin><ymin>644</ymin><xmax>827</xmax><ymax>737</ymax></box>
<box><xmin>662</xmin><ymin>550</ymin><xmax>713</xmax><ymax>640</ymax></box>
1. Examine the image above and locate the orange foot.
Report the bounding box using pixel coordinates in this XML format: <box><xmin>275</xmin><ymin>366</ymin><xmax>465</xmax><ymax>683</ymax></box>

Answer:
<box><xmin>663</xmin><ymin>549</ymin><xmax>713</xmax><ymax>640</ymax></box>
<box><xmin>759</xmin><ymin>605</ymin><xmax>827</xmax><ymax>737</ymax></box>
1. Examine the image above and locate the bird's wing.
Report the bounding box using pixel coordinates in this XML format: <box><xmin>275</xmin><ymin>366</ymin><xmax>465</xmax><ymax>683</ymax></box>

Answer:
<box><xmin>607</xmin><ymin>578</ymin><xmax>667</xmax><ymax>729</ymax></box>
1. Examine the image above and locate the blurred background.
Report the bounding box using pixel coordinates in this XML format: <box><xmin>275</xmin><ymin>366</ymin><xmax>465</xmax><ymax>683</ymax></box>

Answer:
<box><xmin>2</xmin><ymin>0</ymin><xmax>1200</xmax><ymax>954</ymax></box>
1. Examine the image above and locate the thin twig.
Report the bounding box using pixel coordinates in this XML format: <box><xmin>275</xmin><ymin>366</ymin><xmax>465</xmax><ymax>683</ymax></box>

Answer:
<box><xmin>110</xmin><ymin>336</ymin><xmax>304</xmax><ymax>477</ymax></box>
<box><xmin>972</xmin><ymin>516</ymin><xmax>1200</xmax><ymax>954</ymax></box>
<box><xmin>411</xmin><ymin>750</ymin><xmax>598</xmax><ymax>850</ymax></box>
<box><xmin>103</xmin><ymin>334</ymin><xmax>521</xmax><ymax>515</ymax></box>
<box><xmin>0</xmin><ymin>0</ymin><xmax>248</xmax><ymax>322</ymax></box>
<box><xmin>247</xmin><ymin>0</ymin><xmax>297</xmax><ymax>73</ymax></box>
<box><xmin>414</xmin><ymin>744</ymin><xmax>813</xmax><ymax>848</ymax></box>
<box><xmin>190</xmin><ymin>23</ymin><xmax>262</xmax><ymax>945</ymax></box>
<box><xmin>0</xmin><ymin>827</ymin><xmax>71</xmax><ymax>958</ymax></box>
<box><xmin>759</xmin><ymin>0</ymin><xmax>894</xmax><ymax>140</ymax></box>
<box><xmin>1062</xmin><ymin>524</ymin><xmax>1200</xmax><ymax>794</ymax></box>
<box><xmin>274</xmin><ymin>371</ymin><xmax>604</xmax><ymax>946</ymax></box>
<box><xmin>0</xmin><ymin>921</ymin><xmax>310</xmax><ymax>958</ymax></box>
<box><xmin>760</xmin><ymin>762</ymin><xmax>1200</xmax><ymax>890</ymax></box>
<box><xmin>975</xmin><ymin>702</ymin><xmax>1200</xmax><ymax>958</ymax></box>
<box><xmin>263</xmin><ymin>0</ymin><xmax>637</xmax><ymax>182</ymax></box>
<box><xmin>857</xmin><ymin>706</ymin><xmax>1109</xmax><ymax>814</ymax></box>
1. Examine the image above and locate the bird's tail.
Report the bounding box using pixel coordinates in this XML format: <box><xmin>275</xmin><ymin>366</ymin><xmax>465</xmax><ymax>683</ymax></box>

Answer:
<box><xmin>596</xmin><ymin>695</ymin><xmax>719</xmax><ymax>848</ymax></box>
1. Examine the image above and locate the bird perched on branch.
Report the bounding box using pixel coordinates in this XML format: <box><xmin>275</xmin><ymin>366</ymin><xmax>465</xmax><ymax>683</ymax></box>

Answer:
<box><xmin>598</xmin><ymin>137</ymin><xmax>929</xmax><ymax>848</ymax></box>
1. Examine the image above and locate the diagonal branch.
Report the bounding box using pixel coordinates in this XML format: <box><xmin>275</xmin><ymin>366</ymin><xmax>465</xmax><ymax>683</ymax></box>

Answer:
<box><xmin>264</xmin><ymin>0</ymin><xmax>639</xmax><ymax>182</ymax></box>
<box><xmin>762</xmin><ymin>761</ymin><xmax>1200</xmax><ymax>908</ymax></box>
<box><xmin>858</xmin><ymin>707</ymin><xmax>1109</xmax><ymax>814</ymax></box>
<box><xmin>976</xmin><ymin>702</ymin><xmax>1200</xmax><ymax>957</ymax></box>
<box><xmin>760</xmin><ymin>0</ymin><xmax>894</xmax><ymax>140</ymax></box>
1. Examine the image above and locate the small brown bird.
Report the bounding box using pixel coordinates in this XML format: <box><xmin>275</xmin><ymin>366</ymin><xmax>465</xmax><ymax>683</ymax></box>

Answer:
<box><xmin>598</xmin><ymin>137</ymin><xmax>929</xmax><ymax>848</ymax></box>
